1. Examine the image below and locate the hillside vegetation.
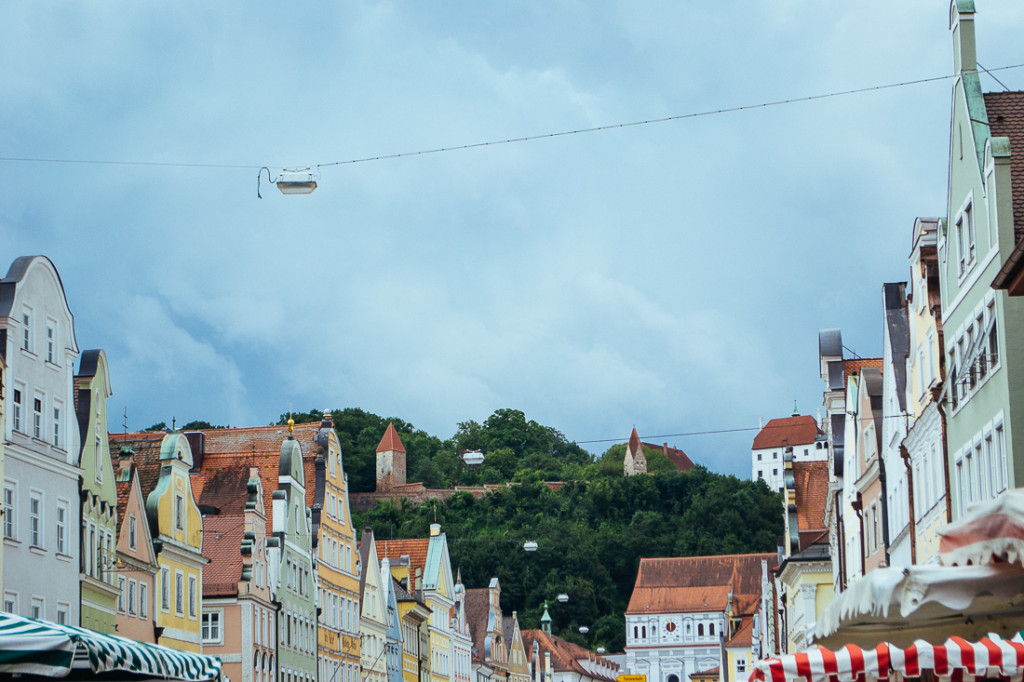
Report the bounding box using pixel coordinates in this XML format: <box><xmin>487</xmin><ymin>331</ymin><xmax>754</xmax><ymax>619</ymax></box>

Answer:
<box><xmin>281</xmin><ymin>407</ymin><xmax>783</xmax><ymax>653</ymax></box>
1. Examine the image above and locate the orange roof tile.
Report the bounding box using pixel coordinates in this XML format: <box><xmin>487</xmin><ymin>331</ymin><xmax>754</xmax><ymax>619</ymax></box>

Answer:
<box><xmin>752</xmin><ymin>415</ymin><xmax>821</xmax><ymax>450</ymax></box>
<box><xmin>377</xmin><ymin>538</ymin><xmax>429</xmax><ymax>579</ymax></box>
<box><xmin>520</xmin><ymin>630</ymin><xmax>618</xmax><ymax>681</ymax></box>
<box><xmin>626</xmin><ymin>554</ymin><xmax>776</xmax><ymax>615</ymax></box>
<box><xmin>793</xmin><ymin>460</ymin><xmax>829</xmax><ymax>538</ymax></box>
<box><xmin>377</xmin><ymin>423</ymin><xmax>406</xmax><ymax>453</ymax></box>
<box><xmin>725</xmin><ymin>616</ymin><xmax>754</xmax><ymax>648</ymax></box>
<box><xmin>843</xmin><ymin>358</ymin><xmax>883</xmax><ymax>382</ymax></box>
<box><xmin>202</xmin><ymin>515</ymin><xmax>245</xmax><ymax>597</ymax></box>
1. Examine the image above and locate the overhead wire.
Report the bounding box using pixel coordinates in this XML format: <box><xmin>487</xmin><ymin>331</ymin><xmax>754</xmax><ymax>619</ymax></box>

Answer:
<box><xmin>1</xmin><ymin>63</ymin><xmax>1022</xmax><ymax>173</ymax></box>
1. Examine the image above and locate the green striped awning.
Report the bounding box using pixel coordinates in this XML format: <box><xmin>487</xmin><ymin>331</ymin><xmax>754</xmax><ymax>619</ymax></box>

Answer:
<box><xmin>0</xmin><ymin>612</ymin><xmax>222</xmax><ymax>681</ymax></box>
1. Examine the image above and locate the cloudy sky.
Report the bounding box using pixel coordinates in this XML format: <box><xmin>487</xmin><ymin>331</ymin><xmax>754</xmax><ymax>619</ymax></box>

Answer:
<box><xmin>3</xmin><ymin>2</ymin><xmax>1023</xmax><ymax>477</ymax></box>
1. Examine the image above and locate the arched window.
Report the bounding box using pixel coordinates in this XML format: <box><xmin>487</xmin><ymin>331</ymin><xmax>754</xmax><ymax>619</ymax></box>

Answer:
<box><xmin>698</xmin><ymin>624</ymin><xmax>704</xmax><ymax>636</ymax></box>
<box><xmin>668</xmin><ymin>675</ymin><xmax>679</xmax><ymax>682</ymax></box>
<box><xmin>641</xmin><ymin>626</ymin><xmax>646</xmax><ymax>638</ymax></box>
<box><xmin>633</xmin><ymin>626</ymin><xmax>639</xmax><ymax>639</ymax></box>
<box><xmin>709</xmin><ymin>623</ymin><xmax>715</xmax><ymax>636</ymax></box>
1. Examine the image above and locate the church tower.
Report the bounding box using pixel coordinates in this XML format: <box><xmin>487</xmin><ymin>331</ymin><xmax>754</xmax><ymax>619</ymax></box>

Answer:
<box><xmin>624</xmin><ymin>427</ymin><xmax>647</xmax><ymax>476</ymax></box>
<box><xmin>375</xmin><ymin>422</ymin><xmax>407</xmax><ymax>491</ymax></box>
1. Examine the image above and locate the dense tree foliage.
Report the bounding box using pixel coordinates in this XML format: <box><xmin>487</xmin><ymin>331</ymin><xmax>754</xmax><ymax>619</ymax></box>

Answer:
<box><xmin>276</xmin><ymin>406</ymin><xmax>782</xmax><ymax>653</ymax></box>
<box><xmin>356</xmin><ymin>468</ymin><xmax>781</xmax><ymax>653</ymax></box>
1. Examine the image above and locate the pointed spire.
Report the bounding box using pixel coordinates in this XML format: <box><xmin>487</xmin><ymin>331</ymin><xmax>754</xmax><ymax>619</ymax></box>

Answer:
<box><xmin>792</xmin><ymin>400</ymin><xmax>799</xmax><ymax>417</ymax></box>
<box><xmin>540</xmin><ymin>603</ymin><xmax>552</xmax><ymax>635</ymax></box>
<box><xmin>376</xmin><ymin>422</ymin><xmax>406</xmax><ymax>453</ymax></box>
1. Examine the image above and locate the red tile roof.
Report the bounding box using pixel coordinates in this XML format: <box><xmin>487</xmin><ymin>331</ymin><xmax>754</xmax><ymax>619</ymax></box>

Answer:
<box><xmin>725</xmin><ymin>616</ymin><xmax>754</xmax><ymax>647</ymax></box>
<box><xmin>986</xmin><ymin>91</ymin><xmax>1024</xmax><ymax>242</ymax></box>
<box><xmin>377</xmin><ymin>423</ymin><xmax>406</xmax><ymax>453</ymax></box>
<box><xmin>109</xmin><ymin>432</ymin><xmax>166</xmax><ymax>501</ymax></box>
<box><xmin>751</xmin><ymin>416</ymin><xmax>821</xmax><ymax>450</ymax></box>
<box><xmin>377</xmin><ymin>538</ymin><xmax>429</xmax><ymax>580</ymax></box>
<box><xmin>843</xmin><ymin>358</ymin><xmax>883</xmax><ymax>382</ymax></box>
<box><xmin>626</xmin><ymin>554</ymin><xmax>776</xmax><ymax>615</ymax></box>
<box><xmin>202</xmin><ymin>515</ymin><xmax>245</xmax><ymax>597</ymax></box>
<box><xmin>640</xmin><ymin>441</ymin><xmax>695</xmax><ymax>472</ymax></box>
<box><xmin>519</xmin><ymin>630</ymin><xmax>618</xmax><ymax>681</ymax></box>
<box><xmin>793</xmin><ymin>460</ymin><xmax>829</xmax><ymax>539</ymax></box>
<box><xmin>628</xmin><ymin>428</ymin><xmax>641</xmax><ymax>454</ymax></box>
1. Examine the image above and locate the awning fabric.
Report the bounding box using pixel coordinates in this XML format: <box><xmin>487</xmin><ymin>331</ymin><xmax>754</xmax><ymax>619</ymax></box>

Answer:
<box><xmin>938</xmin><ymin>489</ymin><xmax>1024</xmax><ymax>567</ymax></box>
<box><xmin>750</xmin><ymin>635</ymin><xmax>1024</xmax><ymax>682</ymax></box>
<box><xmin>0</xmin><ymin>612</ymin><xmax>222</xmax><ymax>681</ymax></box>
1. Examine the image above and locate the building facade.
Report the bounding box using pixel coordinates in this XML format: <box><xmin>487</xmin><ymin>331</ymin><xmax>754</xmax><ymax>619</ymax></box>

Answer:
<box><xmin>1</xmin><ymin>255</ymin><xmax>82</xmax><ymax>626</ymax></box>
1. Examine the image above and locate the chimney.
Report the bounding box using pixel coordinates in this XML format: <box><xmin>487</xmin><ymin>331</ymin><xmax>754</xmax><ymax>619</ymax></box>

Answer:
<box><xmin>185</xmin><ymin>431</ymin><xmax>205</xmax><ymax>471</ymax></box>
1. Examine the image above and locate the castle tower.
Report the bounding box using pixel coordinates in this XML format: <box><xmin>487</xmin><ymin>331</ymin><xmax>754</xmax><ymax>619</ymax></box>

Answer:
<box><xmin>624</xmin><ymin>427</ymin><xmax>647</xmax><ymax>476</ymax></box>
<box><xmin>375</xmin><ymin>422</ymin><xmax>407</xmax><ymax>491</ymax></box>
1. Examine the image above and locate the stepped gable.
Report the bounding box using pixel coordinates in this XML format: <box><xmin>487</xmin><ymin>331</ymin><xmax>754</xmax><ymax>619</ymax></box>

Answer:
<box><xmin>377</xmin><ymin>423</ymin><xmax>406</xmax><ymax>453</ymax></box>
<box><xmin>985</xmin><ymin>91</ymin><xmax>1024</xmax><ymax>240</ymax></box>
<box><xmin>793</xmin><ymin>460</ymin><xmax>829</xmax><ymax>543</ymax></box>
<box><xmin>626</xmin><ymin>553</ymin><xmax>777</xmax><ymax>615</ymax></box>
<box><xmin>752</xmin><ymin>415</ymin><xmax>821</xmax><ymax>450</ymax></box>
<box><xmin>520</xmin><ymin>630</ymin><xmax>618</xmax><ymax>681</ymax></box>
<box><xmin>189</xmin><ymin>423</ymin><xmax>318</xmax><ymax>531</ymax></box>
<box><xmin>202</xmin><ymin>515</ymin><xmax>246</xmax><ymax>597</ymax></box>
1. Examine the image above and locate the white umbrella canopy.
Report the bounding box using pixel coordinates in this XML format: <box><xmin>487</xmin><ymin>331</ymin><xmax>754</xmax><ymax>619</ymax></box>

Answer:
<box><xmin>939</xmin><ymin>489</ymin><xmax>1024</xmax><ymax>567</ymax></box>
<box><xmin>814</xmin><ymin>556</ymin><xmax>1024</xmax><ymax>648</ymax></box>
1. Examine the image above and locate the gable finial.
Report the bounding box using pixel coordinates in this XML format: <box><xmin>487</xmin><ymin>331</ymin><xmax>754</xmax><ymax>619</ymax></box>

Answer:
<box><xmin>792</xmin><ymin>400</ymin><xmax>799</xmax><ymax>417</ymax></box>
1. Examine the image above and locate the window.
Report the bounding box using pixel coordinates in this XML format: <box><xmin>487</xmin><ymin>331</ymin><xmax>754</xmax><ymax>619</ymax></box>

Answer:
<box><xmin>56</xmin><ymin>604</ymin><xmax>68</xmax><ymax>625</ymax></box>
<box><xmin>757</xmin><ymin>453</ymin><xmax>762</xmax><ymax>461</ymax></box>
<box><xmin>995</xmin><ymin>424</ymin><xmax>1008</xmax><ymax>494</ymax></box>
<box><xmin>22</xmin><ymin>313</ymin><xmax>30</xmax><ymax>351</ymax></box>
<box><xmin>3</xmin><ymin>484</ymin><xmax>15</xmax><ymax>540</ymax></box>
<box><xmin>737</xmin><ymin>660</ymin><xmax>747</xmax><ymax>674</ymax></box>
<box><xmin>29</xmin><ymin>492</ymin><xmax>42</xmax><ymax>547</ymax></box>
<box><xmin>175</xmin><ymin>572</ymin><xmax>184</xmax><ymax>615</ymax></box>
<box><xmin>698</xmin><ymin>623</ymin><xmax>704</xmax><ymax>636</ymax></box>
<box><xmin>32</xmin><ymin>397</ymin><xmax>42</xmax><ymax>439</ymax></box>
<box><xmin>129</xmin><ymin>516</ymin><xmax>137</xmax><ymax>549</ymax></box>
<box><xmin>56</xmin><ymin>503</ymin><xmax>67</xmax><ymax>555</ymax></box>
<box><xmin>175</xmin><ymin>495</ymin><xmax>184</xmax><ymax>531</ymax></box>
<box><xmin>140</xmin><ymin>583</ymin><xmax>148</xmax><ymax>619</ymax></box>
<box><xmin>709</xmin><ymin>623</ymin><xmax>715</xmax><ymax>636</ymax></box>
<box><xmin>117</xmin><ymin>577</ymin><xmax>126</xmax><ymax>612</ymax></box>
<box><xmin>13</xmin><ymin>389</ymin><xmax>22</xmax><ymax>433</ymax></box>
<box><xmin>870</xmin><ymin>503</ymin><xmax>879</xmax><ymax>552</ymax></box>
<box><xmin>3</xmin><ymin>593</ymin><xmax>16</xmax><ymax>613</ymax></box>
<box><xmin>46</xmin><ymin>325</ymin><xmax>55</xmax><ymax>363</ymax></box>
<box><xmin>957</xmin><ymin>204</ymin><xmax>975</xmax><ymax>276</ymax></box>
<box><xmin>128</xmin><ymin>580</ymin><xmax>137</xmax><ymax>615</ymax></box>
<box><xmin>189</xmin><ymin>575</ymin><xmax>198</xmax><ymax>618</ymax></box>
<box><xmin>31</xmin><ymin>598</ymin><xmax>43</xmax><ymax>620</ymax></box>
<box><xmin>53</xmin><ymin>406</ymin><xmax>61</xmax><ymax>447</ymax></box>
<box><xmin>161</xmin><ymin>568</ymin><xmax>170</xmax><ymax>611</ymax></box>
<box><xmin>202</xmin><ymin>611</ymin><xmax>223</xmax><ymax>643</ymax></box>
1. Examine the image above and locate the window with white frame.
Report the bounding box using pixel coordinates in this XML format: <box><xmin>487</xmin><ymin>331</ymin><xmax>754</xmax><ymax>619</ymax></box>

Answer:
<box><xmin>129</xmin><ymin>515</ymin><xmax>137</xmax><ymax>550</ymax></box>
<box><xmin>56</xmin><ymin>502</ymin><xmax>67</xmax><ymax>555</ymax></box>
<box><xmin>161</xmin><ymin>567</ymin><xmax>170</xmax><ymax>611</ymax></box>
<box><xmin>56</xmin><ymin>603</ymin><xmax>69</xmax><ymax>625</ymax></box>
<box><xmin>46</xmin><ymin>325</ymin><xmax>55</xmax><ymax>363</ymax></box>
<box><xmin>3</xmin><ymin>484</ymin><xmax>15</xmax><ymax>540</ymax></box>
<box><xmin>140</xmin><ymin>583</ymin><xmax>149</xmax><ymax>619</ymax></box>
<box><xmin>53</xmin><ymin>405</ymin><xmax>61</xmax><ymax>447</ymax></box>
<box><xmin>202</xmin><ymin>610</ymin><xmax>222</xmax><ymax>643</ymax></box>
<box><xmin>3</xmin><ymin>593</ymin><xmax>16</xmax><ymax>613</ymax></box>
<box><xmin>31</xmin><ymin>597</ymin><xmax>43</xmax><ymax>620</ymax></box>
<box><xmin>29</xmin><ymin>492</ymin><xmax>42</xmax><ymax>548</ymax></box>
<box><xmin>956</xmin><ymin>203</ymin><xmax>976</xmax><ymax>276</ymax></box>
<box><xmin>188</xmin><ymin>575</ymin><xmax>198</xmax><ymax>618</ymax></box>
<box><xmin>175</xmin><ymin>495</ymin><xmax>184</xmax><ymax>531</ymax></box>
<box><xmin>32</xmin><ymin>397</ymin><xmax>42</xmax><ymax>439</ymax></box>
<box><xmin>12</xmin><ymin>388</ymin><xmax>23</xmax><ymax>433</ymax></box>
<box><xmin>128</xmin><ymin>579</ymin><xmax>137</xmax><ymax>615</ymax></box>
<box><xmin>117</xmin><ymin>577</ymin><xmax>126</xmax><ymax>612</ymax></box>
<box><xmin>175</xmin><ymin>571</ymin><xmax>184</xmax><ymax>615</ymax></box>
<box><xmin>22</xmin><ymin>312</ymin><xmax>30</xmax><ymax>351</ymax></box>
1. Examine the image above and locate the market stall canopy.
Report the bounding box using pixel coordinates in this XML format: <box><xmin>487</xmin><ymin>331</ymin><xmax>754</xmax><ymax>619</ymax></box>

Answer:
<box><xmin>751</xmin><ymin>635</ymin><xmax>1024</xmax><ymax>682</ymax></box>
<box><xmin>812</xmin><ymin>562</ymin><xmax>1024</xmax><ymax>649</ymax></box>
<box><xmin>0</xmin><ymin>612</ymin><xmax>223</xmax><ymax>681</ymax></box>
<box><xmin>938</xmin><ymin>489</ymin><xmax>1024</xmax><ymax>567</ymax></box>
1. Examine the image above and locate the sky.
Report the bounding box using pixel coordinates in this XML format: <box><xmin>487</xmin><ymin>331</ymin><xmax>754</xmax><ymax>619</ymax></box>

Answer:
<box><xmin>3</xmin><ymin>2</ymin><xmax>1024</xmax><ymax>478</ymax></box>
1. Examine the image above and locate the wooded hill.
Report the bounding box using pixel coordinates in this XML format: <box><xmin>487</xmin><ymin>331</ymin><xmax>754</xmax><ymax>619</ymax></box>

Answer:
<box><xmin>277</xmin><ymin>407</ymin><xmax>784</xmax><ymax>653</ymax></box>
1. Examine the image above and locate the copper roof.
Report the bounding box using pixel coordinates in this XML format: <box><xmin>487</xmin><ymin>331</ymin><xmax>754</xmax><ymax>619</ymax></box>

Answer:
<box><xmin>752</xmin><ymin>415</ymin><xmax>821</xmax><ymax>450</ymax></box>
<box><xmin>376</xmin><ymin>423</ymin><xmax>406</xmax><ymax>453</ymax></box>
<box><xmin>628</xmin><ymin>429</ymin><xmax>641</xmax><ymax>454</ymax></box>
<box><xmin>626</xmin><ymin>554</ymin><xmax>776</xmax><ymax>615</ymax></box>
<box><xmin>985</xmin><ymin>91</ymin><xmax>1024</xmax><ymax>242</ymax></box>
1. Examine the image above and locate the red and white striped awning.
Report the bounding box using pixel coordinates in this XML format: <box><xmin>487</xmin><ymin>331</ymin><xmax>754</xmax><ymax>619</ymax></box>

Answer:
<box><xmin>751</xmin><ymin>636</ymin><xmax>1024</xmax><ymax>682</ymax></box>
